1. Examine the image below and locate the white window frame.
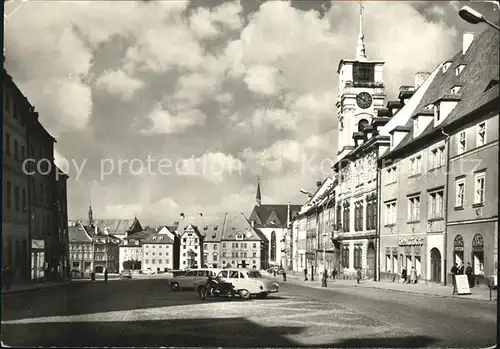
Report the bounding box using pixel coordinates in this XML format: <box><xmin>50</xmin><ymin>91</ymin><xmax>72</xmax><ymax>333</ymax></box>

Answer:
<box><xmin>409</xmin><ymin>155</ymin><xmax>422</xmax><ymax>176</ymax></box>
<box><xmin>477</xmin><ymin>122</ymin><xmax>486</xmax><ymax>147</ymax></box>
<box><xmin>458</xmin><ymin>131</ymin><xmax>466</xmax><ymax>154</ymax></box>
<box><xmin>386</xmin><ymin>166</ymin><xmax>397</xmax><ymax>185</ymax></box>
<box><xmin>408</xmin><ymin>195</ymin><xmax>421</xmax><ymax>222</ymax></box>
<box><xmin>455</xmin><ymin>177</ymin><xmax>465</xmax><ymax>208</ymax></box>
<box><xmin>429</xmin><ymin>146</ymin><xmax>445</xmax><ymax>170</ymax></box>
<box><xmin>384</xmin><ymin>201</ymin><xmax>396</xmax><ymax>225</ymax></box>
<box><xmin>474</xmin><ymin>172</ymin><xmax>485</xmax><ymax>204</ymax></box>
<box><xmin>428</xmin><ymin>190</ymin><xmax>444</xmax><ymax>219</ymax></box>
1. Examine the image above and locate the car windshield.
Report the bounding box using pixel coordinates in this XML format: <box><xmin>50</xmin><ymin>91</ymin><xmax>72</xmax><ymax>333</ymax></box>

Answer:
<box><xmin>246</xmin><ymin>271</ymin><xmax>262</xmax><ymax>278</ymax></box>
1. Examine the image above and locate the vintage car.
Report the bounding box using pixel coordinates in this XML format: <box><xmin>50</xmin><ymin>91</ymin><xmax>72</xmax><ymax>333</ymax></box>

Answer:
<box><xmin>119</xmin><ymin>269</ymin><xmax>132</xmax><ymax>279</ymax></box>
<box><xmin>195</xmin><ymin>268</ymin><xmax>279</xmax><ymax>299</ymax></box>
<box><xmin>169</xmin><ymin>268</ymin><xmax>222</xmax><ymax>291</ymax></box>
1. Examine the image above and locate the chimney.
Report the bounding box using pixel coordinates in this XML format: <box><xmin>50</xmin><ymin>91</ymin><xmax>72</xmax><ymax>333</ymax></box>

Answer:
<box><xmin>316</xmin><ymin>181</ymin><xmax>322</xmax><ymax>188</ymax></box>
<box><xmin>463</xmin><ymin>32</ymin><xmax>474</xmax><ymax>55</ymax></box>
<box><xmin>414</xmin><ymin>72</ymin><xmax>430</xmax><ymax>90</ymax></box>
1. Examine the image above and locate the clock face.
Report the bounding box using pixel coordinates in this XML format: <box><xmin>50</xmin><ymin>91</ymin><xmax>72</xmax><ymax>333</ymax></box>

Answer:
<box><xmin>356</xmin><ymin>92</ymin><xmax>372</xmax><ymax>109</ymax></box>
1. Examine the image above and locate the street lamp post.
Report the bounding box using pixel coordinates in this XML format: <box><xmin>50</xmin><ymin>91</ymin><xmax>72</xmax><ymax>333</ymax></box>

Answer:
<box><xmin>459</xmin><ymin>4</ymin><xmax>500</xmax><ymax>31</ymax></box>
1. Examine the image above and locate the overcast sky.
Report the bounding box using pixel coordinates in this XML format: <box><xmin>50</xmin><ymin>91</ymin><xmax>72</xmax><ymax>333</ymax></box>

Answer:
<box><xmin>4</xmin><ymin>0</ymin><xmax>497</xmax><ymax>226</ymax></box>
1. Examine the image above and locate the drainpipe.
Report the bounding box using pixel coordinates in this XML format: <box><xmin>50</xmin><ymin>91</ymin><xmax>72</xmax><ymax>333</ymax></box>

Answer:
<box><xmin>376</xmin><ymin>155</ymin><xmax>382</xmax><ymax>282</ymax></box>
<box><xmin>442</xmin><ymin>128</ymin><xmax>450</xmax><ymax>286</ymax></box>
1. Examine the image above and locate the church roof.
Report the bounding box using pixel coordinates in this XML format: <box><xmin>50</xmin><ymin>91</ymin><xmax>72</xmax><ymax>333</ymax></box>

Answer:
<box><xmin>382</xmin><ymin>26</ymin><xmax>499</xmax><ymax>158</ymax></box>
<box><xmin>249</xmin><ymin>204</ymin><xmax>302</xmax><ymax>228</ymax></box>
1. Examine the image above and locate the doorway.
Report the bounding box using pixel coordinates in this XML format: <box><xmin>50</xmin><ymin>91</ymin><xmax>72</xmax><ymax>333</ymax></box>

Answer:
<box><xmin>367</xmin><ymin>242</ymin><xmax>376</xmax><ymax>279</ymax></box>
<box><xmin>430</xmin><ymin>248</ymin><xmax>441</xmax><ymax>283</ymax></box>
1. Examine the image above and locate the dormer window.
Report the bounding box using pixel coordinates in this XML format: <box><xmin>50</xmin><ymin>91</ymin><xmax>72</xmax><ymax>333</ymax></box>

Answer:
<box><xmin>455</xmin><ymin>64</ymin><xmax>466</xmax><ymax>75</ymax></box>
<box><xmin>434</xmin><ymin>104</ymin><xmax>441</xmax><ymax>122</ymax></box>
<box><xmin>214</xmin><ymin>225</ymin><xmax>218</xmax><ymax>230</ymax></box>
<box><xmin>451</xmin><ymin>86</ymin><xmax>462</xmax><ymax>94</ymax></box>
<box><xmin>203</xmin><ymin>226</ymin><xmax>208</xmax><ymax>230</ymax></box>
<box><xmin>442</xmin><ymin>61</ymin><xmax>452</xmax><ymax>73</ymax></box>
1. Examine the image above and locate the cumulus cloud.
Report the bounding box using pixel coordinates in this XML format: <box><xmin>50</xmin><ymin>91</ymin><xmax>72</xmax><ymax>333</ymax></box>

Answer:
<box><xmin>188</xmin><ymin>1</ymin><xmax>244</xmax><ymax>40</ymax></box>
<box><xmin>95</xmin><ymin>69</ymin><xmax>145</xmax><ymax>101</ymax></box>
<box><xmin>140</xmin><ymin>103</ymin><xmax>207</xmax><ymax>135</ymax></box>
<box><xmin>5</xmin><ymin>0</ymin><xmax>466</xmax><ymax>225</ymax></box>
<box><xmin>177</xmin><ymin>152</ymin><xmax>244</xmax><ymax>184</ymax></box>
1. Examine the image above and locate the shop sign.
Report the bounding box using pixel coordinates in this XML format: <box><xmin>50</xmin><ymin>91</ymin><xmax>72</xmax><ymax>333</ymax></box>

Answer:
<box><xmin>398</xmin><ymin>237</ymin><xmax>424</xmax><ymax>247</ymax></box>
<box><xmin>32</xmin><ymin>239</ymin><xmax>45</xmax><ymax>249</ymax></box>
<box><xmin>455</xmin><ymin>275</ymin><xmax>471</xmax><ymax>295</ymax></box>
<box><xmin>414</xmin><ymin>246</ymin><xmax>421</xmax><ymax>255</ymax></box>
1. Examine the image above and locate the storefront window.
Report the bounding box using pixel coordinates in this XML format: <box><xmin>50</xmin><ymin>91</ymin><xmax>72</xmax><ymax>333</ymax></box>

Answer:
<box><xmin>472</xmin><ymin>233</ymin><xmax>484</xmax><ymax>276</ymax></box>
<box><xmin>393</xmin><ymin>254</ymin><xmax>398</xmax><ymax>274</ymax></box>
<box><xmin>341</xmin><ymin>245</ymin><xmax>349</xmax><ymax>269</ymax></box>
<box><xmin>453</xmin><ymin>235</ymin><xmax>464</xmax><ymax>265</ymax></box>
<box><xmin>385</xmin><ymin>255</ymin><xmax>391</xmax><ymax>272</ymax></box>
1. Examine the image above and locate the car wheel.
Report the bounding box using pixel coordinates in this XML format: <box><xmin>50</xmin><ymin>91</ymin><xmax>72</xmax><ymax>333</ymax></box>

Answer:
<box><xmin>239</xmin><ymin>289</ymin><xmax>251</xmax><ymax>300</ymax></box>
<box><xmin>171</xmin><ymin>282</ymin><xmax>180</xmax><ymax>291</ymax></box>
<box><xmin>256</xmin><ymin>293</ymin><xmax>268</xmax><ymax>299</ymax></box>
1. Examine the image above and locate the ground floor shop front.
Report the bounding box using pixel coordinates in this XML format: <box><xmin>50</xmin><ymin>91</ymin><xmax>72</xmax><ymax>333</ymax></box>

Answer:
<box><xmin>446</xmin><ymin>220</ymin><xmax>498</xmax><ymax>287</ymax></box>
<box><xmin>379</xmin><ymin>233</ymin><xmax>446</xmax><ymax>284</ymax></box>
<box><xmin>338</xmin><ymin>237</ymin><xmax>377</xmax><ymax>279</ymax></box>
<box><xmin>2</xmin><ymin>222</ymin><xmax>30</xmax><ymax>280</ymax></box>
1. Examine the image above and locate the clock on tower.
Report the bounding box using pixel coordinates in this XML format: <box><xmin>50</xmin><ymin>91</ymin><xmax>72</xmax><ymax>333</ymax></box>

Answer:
<box><xmin>356</xmin><ymin>92</ymin><xmax>372</xmax><ymax>109</ymax></box>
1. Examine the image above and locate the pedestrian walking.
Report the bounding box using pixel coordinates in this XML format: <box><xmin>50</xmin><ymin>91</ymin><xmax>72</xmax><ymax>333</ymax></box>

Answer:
<box><xmin>356</xmin><ymin>268</ymin><xmax>362</xmax><ymax>284</ymax></box>
<box><xmin>311</xmin><ymin>265</ymin><xmax>314</xmax><ymax>282</ymax></box>
<box><xmin>458</xmin><ymin>262</ymin><xmax>464</xmax><ymax>275</ymax></box>
<box><xmin>104</xmin><ymin>269</ymin><xmax>108</xmax><ymax>284</ymax></box>
<box><xmin>282</xmin><ymin>270</ymin><xmax>287</xmax><ymax>282</ymax></box>
<box><xmin>322</xmin><ymin>269</ymin><xmax>328</xmax><ymax>287</ymax></box>
<box><xmin>451</xmin><ymin>263</ymin><xmax>458</xmax><ymax>295</ymax></box>
<box><xmin>401</xmin><ymin>267</ymin><xmax>408</xmax><ymax>284</ymax></box>
<box><xmin>332</xmin><ymin>269</ymin><xmax>338</xmax><ymax>280</ymax></box>
<box><xmin>465</xmin><ymin>262</ymin><xmax>474</xmax><ymax>288</ymax></box>
<box><xmin>409</xmin><ymin>267</ymin><xmax>417</xmax><ymax>284</ymax></box>
<box><xmin>303</xmin><ymin>268</ymin><xmax>308</xmax><ymax>281</ymax></box>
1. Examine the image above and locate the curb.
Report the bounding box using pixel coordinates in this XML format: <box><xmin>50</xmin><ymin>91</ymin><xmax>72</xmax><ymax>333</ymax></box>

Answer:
<box><xmin>281</xmin><ymin>275</ymin><xmax>495</xmax><ymax>303</ymax></box>
<box><xmin>357</xmin><ymin>283</ymin><xmax>496</xmax><ymax>303</ymax></box>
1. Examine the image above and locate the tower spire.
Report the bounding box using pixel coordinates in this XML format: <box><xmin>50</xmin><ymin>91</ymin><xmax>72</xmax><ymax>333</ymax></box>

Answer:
<box><xmin>256</xmin><ymin>176</ymin><xmax>262</xmax><ymax>207</ymax></box>
<box><xmin>88</xmin><ymin>204</ymin><xmax>93</xmax><ymax>226</ymax></box>
<box><xmin>355</xmin><ymin>2</ymin><xmax>367</xmax><ymax>62</ymax></box>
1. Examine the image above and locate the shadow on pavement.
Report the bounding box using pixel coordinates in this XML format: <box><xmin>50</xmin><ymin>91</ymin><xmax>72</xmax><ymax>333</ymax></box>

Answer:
<box><xmin>1</xmin><ymin>317</ymin><xmax>438</xmax><ymax>348</ymax></box>
<box><xmin>1</xmin><ymin>279</ymin><xmax>287</xmax><ymax>322</ymax></box>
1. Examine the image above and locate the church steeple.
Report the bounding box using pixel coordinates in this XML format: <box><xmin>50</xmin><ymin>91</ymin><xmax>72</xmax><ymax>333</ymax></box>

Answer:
<box><xmin>355</xmin><ymin>2</ymin><xmax>367</xmax><ymax>62</ymax></box>
<box><xmin>88</xmin><ymin>205</ymin><xmax>93</xmax><ymax>226</ymax></box>
<box><xmin>256</xmin><ymin>176</ymin><xmax>262</xmax><ymax>207</ymax></box>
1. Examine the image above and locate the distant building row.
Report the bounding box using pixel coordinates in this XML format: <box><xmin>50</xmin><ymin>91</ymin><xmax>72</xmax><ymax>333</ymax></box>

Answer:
<box><xmin>68</xmin><ymin>211</ymin><xmax>270</xmax><ymax>273</ymax></box>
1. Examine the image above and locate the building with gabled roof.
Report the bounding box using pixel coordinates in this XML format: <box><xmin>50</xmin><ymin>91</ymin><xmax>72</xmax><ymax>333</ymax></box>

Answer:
<box><xmin>220</xmin><ymin>212</ymin><xmax>269</xmax><ymax>270</ymax></box>
<box><xmin>141</xmin><ymin>232</ymin><xmax>175</xmax><ymax>272</ymax></box>
<box><xmin>157</xmin><ymin>225</ymin><xmax>180</xmax><ymax>269</ymax></box>
<box><xmin>378</xmin><ymin>26</ymin><xmax>499</xmax><ymax>287</ymax></box>
<box><xmin>68</xmin><ymin>219</ymin><xmax>121</xmax><ymax>274</ymax></box>
<box><xmin>248</xmin><ymin>177</ymin><xmax>301</xmax><ymax>268</ymax></box>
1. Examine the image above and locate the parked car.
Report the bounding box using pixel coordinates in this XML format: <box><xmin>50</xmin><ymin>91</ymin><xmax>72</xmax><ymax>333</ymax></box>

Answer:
<box><xmin>195</xmin><ymin>268</ymin><xmax>279</xmax><ymax>299</ymax></box>
<box><xmin>169</xmin><ymin>268</ymin><xmax>222</xmax><ymax>291</ymax></box>
<box><xmin>120</xmin><ymin>269</ymin><xmax>132</xmax><ymax>279</ymax></box>
<box><xmin>142</xmin><ymin>268</ymin><xmax>155</xmax><ymax>275</ymax></box>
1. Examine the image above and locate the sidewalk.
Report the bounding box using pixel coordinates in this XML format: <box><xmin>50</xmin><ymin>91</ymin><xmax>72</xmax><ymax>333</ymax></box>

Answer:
<box><xmin>277</xmin><ymin>272</ymin><xmax>496</xmax><ymax>302</ymax></box>
<box><xmin>1</xmin><ymin>280</ymin><xmax>72</xmax><ymax>295</ymax></box>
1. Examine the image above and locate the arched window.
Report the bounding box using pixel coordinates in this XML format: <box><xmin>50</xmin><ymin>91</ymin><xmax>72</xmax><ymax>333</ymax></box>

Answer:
<box><xmin>358</xmin><ymin>119</ymin><xmax>369</xmax><ymax>132</ymax></box>
<box><xmin>270</xmin><ymin>231</ymin><xmax>276</xmax><ymax>261</ymax></box>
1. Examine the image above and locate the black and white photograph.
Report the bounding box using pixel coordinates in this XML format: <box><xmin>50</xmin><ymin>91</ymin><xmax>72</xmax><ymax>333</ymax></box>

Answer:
<box><xmin>1</xmin><ymin>0</ymin><xmax>498</xmax><ymax>347</ymax></box>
